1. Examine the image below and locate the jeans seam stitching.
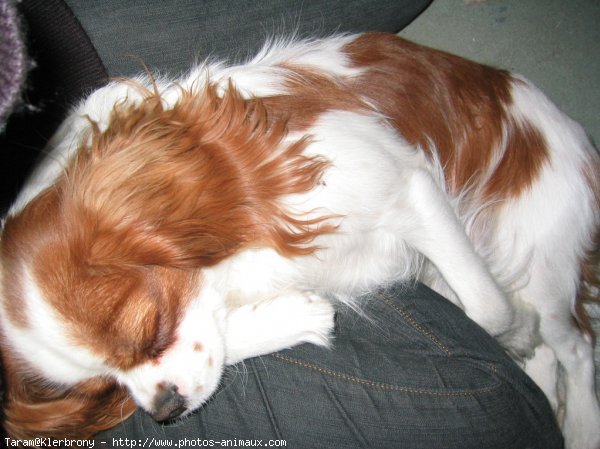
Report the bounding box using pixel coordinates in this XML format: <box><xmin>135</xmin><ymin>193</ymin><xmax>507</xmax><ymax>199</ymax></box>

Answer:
<box><xmin>376</xmin><ymin>291</ymin><xmax>452</xmax><ymax>356</ymax></box>
<box><xmin>270</xmin><ymin>353</ymin><xmax>502</xmax><ymax>396</ymax></box>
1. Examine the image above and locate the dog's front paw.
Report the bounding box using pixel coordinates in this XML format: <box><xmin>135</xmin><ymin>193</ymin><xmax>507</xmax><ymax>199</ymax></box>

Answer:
<box><xmin>271</xmin><ymin>291</ymin><xmax>336</xmax><ymax>348</ymax></box>
<box><xmin>224</xmin><ymin>291</ymin><xmax>335</xmax><ymax>364</ymax></box>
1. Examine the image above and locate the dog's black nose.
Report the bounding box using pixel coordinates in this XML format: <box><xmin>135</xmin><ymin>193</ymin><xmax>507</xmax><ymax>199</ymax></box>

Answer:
<box><xmin>150</xmin><ymin>383</ymin><xmax>187</xmax><ymax>422</ymax></box>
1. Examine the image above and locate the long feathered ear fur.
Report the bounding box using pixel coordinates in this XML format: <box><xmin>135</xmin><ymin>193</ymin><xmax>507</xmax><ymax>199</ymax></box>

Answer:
<box><xmin>61</xmin><ymin>81</ymin><xmax>335</xmax><ymax>271</ymax></box>
<box><xmin>1</xmin><ymin>344</ymin><xmax>135</xmax><ymax>439</ymax></box>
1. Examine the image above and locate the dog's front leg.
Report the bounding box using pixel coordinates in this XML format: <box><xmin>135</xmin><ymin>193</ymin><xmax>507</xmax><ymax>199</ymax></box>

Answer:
<box><xmin>224</xmin><ymin>291</ymin><xmax>335</xmax><ymax>365</ymax></box>
<box><xmin>403</xmin><ymin>170</ymin><xmax>538</xmax><ymax>356</ymax></box>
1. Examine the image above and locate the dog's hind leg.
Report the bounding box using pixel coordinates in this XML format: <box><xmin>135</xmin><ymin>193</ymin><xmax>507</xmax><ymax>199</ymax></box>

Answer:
<box><xmin>532</xmin><ymin>314</ymin><xmax>599</xmax><ymax>449</ymax></box>
<box><xmin>522</xmin><ymin>343</ymin><xmax>561</xmax><ymax>412</ymax></box>
<box><xmin>519</xmin><ymin>261</ymin><xmax>600</xmax><ymax>449</ymax></box>
<box><xmin>509</xmin><ymin>236</ymin><xmax>600</xmax><ymax>448</ymax></box>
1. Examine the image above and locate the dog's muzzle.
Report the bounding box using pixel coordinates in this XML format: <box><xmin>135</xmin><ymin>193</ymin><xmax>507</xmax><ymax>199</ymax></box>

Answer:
<box><xmin>151</xmin><ymin>382</ymin><xmax>187</xmax><ymax>422</ymax></box>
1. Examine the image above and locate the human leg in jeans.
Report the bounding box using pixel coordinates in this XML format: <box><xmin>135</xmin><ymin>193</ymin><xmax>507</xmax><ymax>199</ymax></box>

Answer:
<box><xmin>97</xmin><ymin>282</ymin><xmax>562</xmax><ymax>449</ymax></box>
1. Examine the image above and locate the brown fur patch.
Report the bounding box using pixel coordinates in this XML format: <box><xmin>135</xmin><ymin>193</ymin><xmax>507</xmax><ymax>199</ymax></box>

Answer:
<box><xmin>482</xmin><ymin>117</ymin><xmax>549</xmax><ymax>199</ymax></box>
<box><xmin>342</xmin><ymin>33</ymin><xmax>549</xmax><ymax>199</ymax></box>
<box><xmin>258</xmin><ymin>64</ymin><xmax>367</xmax><ymax>131</ymax></box>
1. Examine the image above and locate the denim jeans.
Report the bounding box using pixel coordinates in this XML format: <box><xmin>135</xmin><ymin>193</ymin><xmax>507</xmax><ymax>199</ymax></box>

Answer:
<box><xmin>97</xmin><ymin>283</ymin><xmax>562</xmax><ymax>449</ymax></box>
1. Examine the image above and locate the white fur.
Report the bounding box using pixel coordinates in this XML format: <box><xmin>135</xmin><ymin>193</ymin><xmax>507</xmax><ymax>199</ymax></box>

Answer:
<box><xmin>2</xmin><ymin>34</ymin><xmax>599</xmax><ymax>448</ymax></box>
<box><xmin>0</xmin><ymin>269</ymin><xmax>108</xmax><ymax>384</ymax></box>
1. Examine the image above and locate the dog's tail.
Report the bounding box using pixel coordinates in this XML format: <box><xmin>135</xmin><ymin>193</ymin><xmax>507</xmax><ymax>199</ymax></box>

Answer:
<box><xmin>574</xmin><ymin>233</ymin><xmax>599</xmax><ymax>344</ymax></box>
<box><xmin>574</xmin><ymin>143</ymin><xmax>600</xmax><ymax>340</ymax></box>
<box><xmin>580</xmin><ymin>140</ymin><xmax>600</xmax><ymax>305</ymax></box>
<box><xmin>574</xmin><ymin>144</ymin><xmax>600</xmax><ymax>340</ymax></box>
<box><xmin>579</xmin><ymin>228</ymin><xmax>600</xmax><ymax>304</ymax></box>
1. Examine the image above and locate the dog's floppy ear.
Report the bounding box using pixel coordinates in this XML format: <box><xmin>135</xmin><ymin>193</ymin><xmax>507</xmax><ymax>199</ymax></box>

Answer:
<box><xmin>1</xmin><ymin>350</ymin><xmax>135</xmax><ymax>439</ymax></box>
<box><xmin>60</xmin><ymin>82</ymin><xmax>336</xmax><ymax>271</ymax></box>
<box><xmin>3</xmin><ymin>379</ymin><xmax>136</xmax><ymax>439</ymax></box>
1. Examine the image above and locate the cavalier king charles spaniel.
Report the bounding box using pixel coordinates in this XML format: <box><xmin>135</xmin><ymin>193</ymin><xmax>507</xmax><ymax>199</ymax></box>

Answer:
<box><xmin>0</xmin><ymin>33</ymin><xmax>598</xmax><ymax>448</ymax></box>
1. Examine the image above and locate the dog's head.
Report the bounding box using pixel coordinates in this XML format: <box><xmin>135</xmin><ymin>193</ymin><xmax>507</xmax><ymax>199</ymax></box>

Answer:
<box><xmin>0</xmin><ymin>82</ymin><xmax>330</xmax><ymax>437</ymax></box>
<box><xmin>0</xmin><ymin>183</ymin><xmax>229</xmax><ymax>437</ymax></box>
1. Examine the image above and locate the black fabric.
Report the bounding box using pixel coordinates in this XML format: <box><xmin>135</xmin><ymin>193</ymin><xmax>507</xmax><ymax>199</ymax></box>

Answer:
<box><xmin>66</xmin><ymin>0</ymin><xmax>433</xmax><ymax>77</ymax></box>
<box><xmin>0</xmin><ymin>0</ymin><xmax>107</xmax><ymax>214</ymax></box>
